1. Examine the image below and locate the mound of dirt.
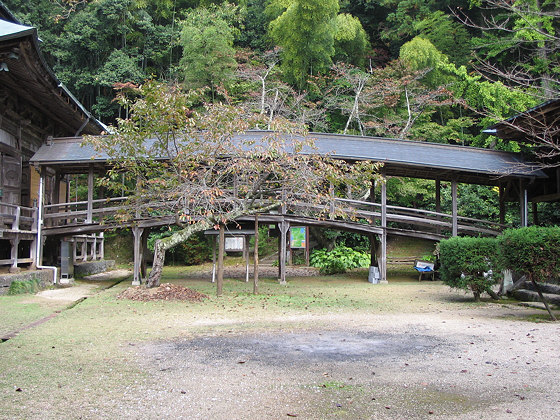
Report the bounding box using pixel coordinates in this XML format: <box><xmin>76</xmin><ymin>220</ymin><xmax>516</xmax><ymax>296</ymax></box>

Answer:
<box><xmin>117</xmin><ymin>283</ymin><xmax>208</xmax><ymax>302</ymax></box>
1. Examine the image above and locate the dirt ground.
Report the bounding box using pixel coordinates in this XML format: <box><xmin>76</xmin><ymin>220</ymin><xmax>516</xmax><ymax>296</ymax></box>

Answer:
<box><xmin>129</xmin><ymin>309</ymin><xmax>560</xmax><ymax>420</ymax></box>
<box><xmin>2</xmin><ymin>274</ymin><xmax>559</xmax><ymax>420</ymax></box>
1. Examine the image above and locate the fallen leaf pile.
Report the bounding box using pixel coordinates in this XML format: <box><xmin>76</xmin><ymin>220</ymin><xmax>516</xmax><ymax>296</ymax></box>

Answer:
<box><xmin>117</xmin><ymin>283</ymin><xmax>208</xmax><ymax>302</ymax></box>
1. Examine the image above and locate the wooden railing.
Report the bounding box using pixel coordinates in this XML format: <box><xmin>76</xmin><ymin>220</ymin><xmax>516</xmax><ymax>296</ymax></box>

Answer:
<box><xmin>0</xmin><ymin>203</ymin><xmax>37</xmax><ymax>269</ymax></box>
<box><xmin>0</xmin><ymin>203</ymin><xmax>37</xmax><ymax>233</ymax></box>
<box><xmin>41</xmin><ymin>194</ymin><xmax>504</xmax><ymax>238</ymax></box>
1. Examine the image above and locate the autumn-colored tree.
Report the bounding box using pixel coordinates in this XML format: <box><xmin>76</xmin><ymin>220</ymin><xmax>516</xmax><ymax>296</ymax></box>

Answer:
<box><xmin>87</xmin><ymin>81</ymin><xmax>381</xmax><ymax>288</ymax></box>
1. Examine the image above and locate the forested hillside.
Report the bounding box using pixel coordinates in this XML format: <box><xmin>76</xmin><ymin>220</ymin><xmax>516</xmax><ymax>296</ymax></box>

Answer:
<box><xmin>5</xmin><ymin>0</ymin><xmax>557</xmax><ymax>147</ymax></box>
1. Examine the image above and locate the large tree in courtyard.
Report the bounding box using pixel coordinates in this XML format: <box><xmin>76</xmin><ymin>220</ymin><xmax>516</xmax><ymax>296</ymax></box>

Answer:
<box><xmin>87</xmin><ymin>81</ymin><xmax>381</xmax><ymax>288</ymax></box>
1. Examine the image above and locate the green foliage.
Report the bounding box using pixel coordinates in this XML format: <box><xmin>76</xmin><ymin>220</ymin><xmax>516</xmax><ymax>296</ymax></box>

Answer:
<box><xmin>179</xmin><ymin>5</ymin><xmax>238</xmax><ymax>94</ymax></box>
<box><xmin>310</xmin><ymin>246</ymin><xmax>370</xmax><ymax>275</ymax></box>
<box><xmin>8</xmin><ymin>277</ymin><xmax>42</xmax><ymax>295</ymax></box>
<box><xmin>333</xmin><ymin>13</ymin><xmax>369</xmax><ymax>66</ymax></box>
<box><xmin>399</xmin><ymin>36</ymin><xmax>451</xmax><ymax>88</ymax></box>
<box><xmin>269</xmin><ymin>0</ymin><xmax>339</xmax><ymax>89</ymax></box>
<box><xmin>439</xmin><ymin>236</ymin><xmax>499</xmax><ymax>300</ymax></box>
<box><xmin>498</xmin><ymin>226</ymin><xmax>560</xmax><ymax>283</ymax></box>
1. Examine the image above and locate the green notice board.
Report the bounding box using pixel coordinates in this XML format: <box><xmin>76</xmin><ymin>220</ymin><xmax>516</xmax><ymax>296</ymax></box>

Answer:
<box><xmin>290</xmin><ymin>227</ymin><xmax>306</xmax><ymax>249</ymax></box>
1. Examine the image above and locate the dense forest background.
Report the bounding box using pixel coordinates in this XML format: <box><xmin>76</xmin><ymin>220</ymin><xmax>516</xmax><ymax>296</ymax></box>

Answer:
<box><xmin>5</xmin><ymin>0</ymin><xmax>559</xmax><ymax>225</ymax></box>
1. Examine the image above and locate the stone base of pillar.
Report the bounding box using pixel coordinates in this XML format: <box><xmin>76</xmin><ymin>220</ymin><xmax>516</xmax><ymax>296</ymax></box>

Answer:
<box><xmin>9</xmin><ymin>266</ymin><xmax>21</xmax><ymax>274</ymax></box>
<box><xmin>131</xmin><ymin>279</ymin><xmax>141</xmax><ymax>286</ymax></box>
<box><xmin>368</xmin><ymin>266</ymin><xmax>380</xmax><ymax>284</ymax></box>
<box><xmin>59</xmin><ymin>276</ymin><xmax>75</xmax><ymax>285</ymax></box>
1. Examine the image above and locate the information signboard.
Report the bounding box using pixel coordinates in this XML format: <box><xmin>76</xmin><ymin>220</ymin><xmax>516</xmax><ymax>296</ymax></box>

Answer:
<box><xmin>290</xmin><ymin>227</ymin><xmax>306</xmax><ymax>249</ymax></box>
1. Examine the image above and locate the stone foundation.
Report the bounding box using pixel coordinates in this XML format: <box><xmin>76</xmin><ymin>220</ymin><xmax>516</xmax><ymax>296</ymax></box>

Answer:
<box><xmin>74</xmin><ymin>260</ymin><xmax>115</xmax><ymax>277</ymax></box>
<box><xmin>0</xmin><ymin>269</ymin><xmax>55</xmax><ymax>295</ymax></box>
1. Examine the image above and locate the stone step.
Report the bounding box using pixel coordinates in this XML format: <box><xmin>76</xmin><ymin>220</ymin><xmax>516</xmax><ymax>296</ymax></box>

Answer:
<box><xmin>520</xmin><ymin>281</ymin><xmax>560</xmax><ymax>295</ymax></box>
<box><xmin>512</xmin><ymin>289</ymin><xmax>560</xmax><ymax>306</ymax></box>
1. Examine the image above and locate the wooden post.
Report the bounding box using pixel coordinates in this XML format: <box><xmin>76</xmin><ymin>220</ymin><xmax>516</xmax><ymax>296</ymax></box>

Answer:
<box><xmin>532</xmin><ymin>201</ymin><xmax>539</xmax><ymax>226</ymax></box>
<box><xmin>132</xmin><ymin>227</ymin><xmax>144</xmax><ymax>285</ymax></box>
<box><xmin>91</xmin><ymin>235</ymin><xmax>97</xmax><ymax>260</ymax></box>
<box><xmin>499</xmin><ymin>184</ymin><xmax>506</xmax><ymax>226</ymax></box>
<box><xmin>253</xmin><ymin>215</ymin><xmax>259</xmax><ymax>295</ymax></box>
<box><xmin>141</xmin><ymin>228</ymin><xmax>148</xmax><ymax>278</ymax></box>
<box><xmin>217</xmin><ymin>224</ymin><xmax>225</xmax><ymax>296</ymax></box>
<box><xmin>99</xmin><ymin>232</ymin><xmax>105</xmax><ymax>260</ymax></box>
<box><xmin>81</xmin><ymin>239</ymin><xmax>87</xmax><ymax>262</ymax></box>
<box><xmin>278</xmin><ymin>219</ymin><xmax>288</xmax><ymax>284</ymax></box>
<box><xmin>435</xmin><ymin>179</ymin><xmax>441</xmax><ymax>235</ymax></box>
<box><xmin>380</xmin><ymin>176</ymin><xmax>387</xmax><ymax>284</ymax></box>
<box><xmin>305</xmin><ymin>226</ymin><xmax>310</xmax><ymax>266</ymax></box>
<box><xmin>86</xmin><ymin>164</ymin><xmax>94</xmax><ymax>224</ymax></box>
<box><xmin>451</xmin><ymin>180</ymin><xmax>458</xmax><ymax>236</ymax></box>
<box><xmin>9</xmin><ymin>236</ymin><xmax>20</xmax><ymax>273</ymax></box>
<box><xmin>520</xmin><ymin>180</ymin><xmax>528</xmax><ymax>227</ymax></box>
<box><xmin>211</xmin><ymin>235</ymin><xmax>217</xmax><ymax>283</ymax></box>
<box><xmin>244</xmin><ymin>235</ymin><xmax>250</xmax><ymax>282</ymax></box>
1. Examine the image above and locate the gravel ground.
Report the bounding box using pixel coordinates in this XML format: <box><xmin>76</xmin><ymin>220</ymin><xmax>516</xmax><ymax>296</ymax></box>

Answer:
<box><xmin>126</xmin><ymin>306</ymin><xmax>559</xmax><ymax>420</ymax></box>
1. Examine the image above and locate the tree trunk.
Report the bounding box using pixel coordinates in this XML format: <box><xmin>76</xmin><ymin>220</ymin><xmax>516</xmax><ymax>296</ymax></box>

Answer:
<box><xmin>531</xmin><ymin>278</ymin><xmax>557</xmax><ymax>321</ymax></box>
<box><xmin>146</xmin><ymin>239</ymin><xmax>166</xmax><ymax>288</ymax></box>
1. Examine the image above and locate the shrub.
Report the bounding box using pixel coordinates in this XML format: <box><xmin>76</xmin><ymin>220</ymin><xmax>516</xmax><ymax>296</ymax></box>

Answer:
<box><xmin>498</xmin><ymin>226</ymin><xmax>560</xmax><ymax>283</ymax></box>
<box><xmin>8</xmin><ymin>277</ymin><xmax>42</xmax><ymax>295</ymax></box>
<box><xmin>310</xmin><ymin>246</ymin><xmax>370</xmax><ymax>275</ymax></box>
<box><xmin>438</xmin><ymin>236</ymin><xmax>499</xmax><ymax>301</ymax></box>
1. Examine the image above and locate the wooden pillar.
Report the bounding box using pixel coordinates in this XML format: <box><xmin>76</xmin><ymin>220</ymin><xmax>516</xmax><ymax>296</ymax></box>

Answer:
<box><xmin>380</xmin><ymin>176</ymin><xmax>387</xmax><ymax>284</ymax></box>
<box><xmin>244</xmin><ymin>235</ymin><xmax>250</xmax><ymax>283</ymax></box>
<box><xmin>211</xmin><ymin>235</ymin><xmax>217</xmax><ymax>283</ymax></box>
<box><xmin>435</xmin><ymin>179</ymin><xmax>441</xmax><ymax>235</ymax></box>
<box><xmin>278</xmin><ymin>219</ymin><xmax>289</xmax><ymax>284</ymax></box>
<box><xmin>499</xmin><ymin>184</ymin><xmax>506</xmax><ymax>226</ymax></box>
<box><xmin>253</xmin><ymin>215</ymin><xmax>259</xmax><ymax>295</ymax></box>
<box><xmin>86</xmin><ymin>164</ymin><xmax>94</xmax><ymax>224</ymax></box>
<box><xmin>9</xmin><ymin>236</ymin><xmax>20</xmax><ymax>273</ymax></box>
<box><xmin>520</xmin><ymin>180</ymin><xmax>528</xmax><ymax>227</ymax></box>
<box><xmin>141</xmin><ymin>228</ymin><xmax>148</xmax><ymax>278</ymax></box>
<box><xmin>532</xmin><ymin>201</ymin><xmax>539</xmax><ymax>226</ymax></box>
<box><xmin>99</xmin><ymin>232</ymin><xmax>105</xmax><ymax>260</ymax></box>
<box><xmin>91</xmin><ymin>235</ymin><xmax>97</xmax><ymax>260</ymax></box>
<box><xmin>451</xmin><ymin>180</ymin><xmax>458</xmax><ymax>236</ymax></box>
<box><xmin>305</xmin><ymin>226</ymin><xmax>310</xmax><ymax>266</ymax></box>
<box><xmin>217</xmin><ymin>224</ymin><xmax>225</xmax><ymax>296</ymax></box>
<box><xmin>81</xmin><ymin>239</ymin><xmax>87</xmax><ymax>262</ymax></box>
<box><xmin>132</xmin><ymin>227</ymin><xmax>144</xmax><ymax>285</ymax></box>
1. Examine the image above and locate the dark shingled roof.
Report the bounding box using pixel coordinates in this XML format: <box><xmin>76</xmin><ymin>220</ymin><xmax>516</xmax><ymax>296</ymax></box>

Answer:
<box><xmin>31</xmin><ymin>131</ymin><xmax>546</xmax><ymax>185</ymax></box>
<box><xmin>0</xmin><ymin>11</ymin><xmax>106</xmax><ymax>136</ymax></box>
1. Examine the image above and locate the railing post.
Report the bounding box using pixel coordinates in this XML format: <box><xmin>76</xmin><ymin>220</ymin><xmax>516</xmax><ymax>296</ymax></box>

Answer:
<box><xmin>12</xmin><ymin>206</ymin><xmax>20</xmax><ymax>231</ymax></box>
<box><xmin>329</xmin><ymin>182</ymin><xmax>335</xmax><ymax>219</ymax></box>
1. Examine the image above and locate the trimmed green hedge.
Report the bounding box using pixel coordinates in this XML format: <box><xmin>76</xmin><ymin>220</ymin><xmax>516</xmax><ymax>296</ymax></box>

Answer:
<box><xmin>439</xmin><ymin>236</ymin><xmax>499</xmax><ymax>301</ymax></box>
<box><xmin>498</xmin><ymin>226</ymin><xmax>560</xmax><ymax>282</ymax></box>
